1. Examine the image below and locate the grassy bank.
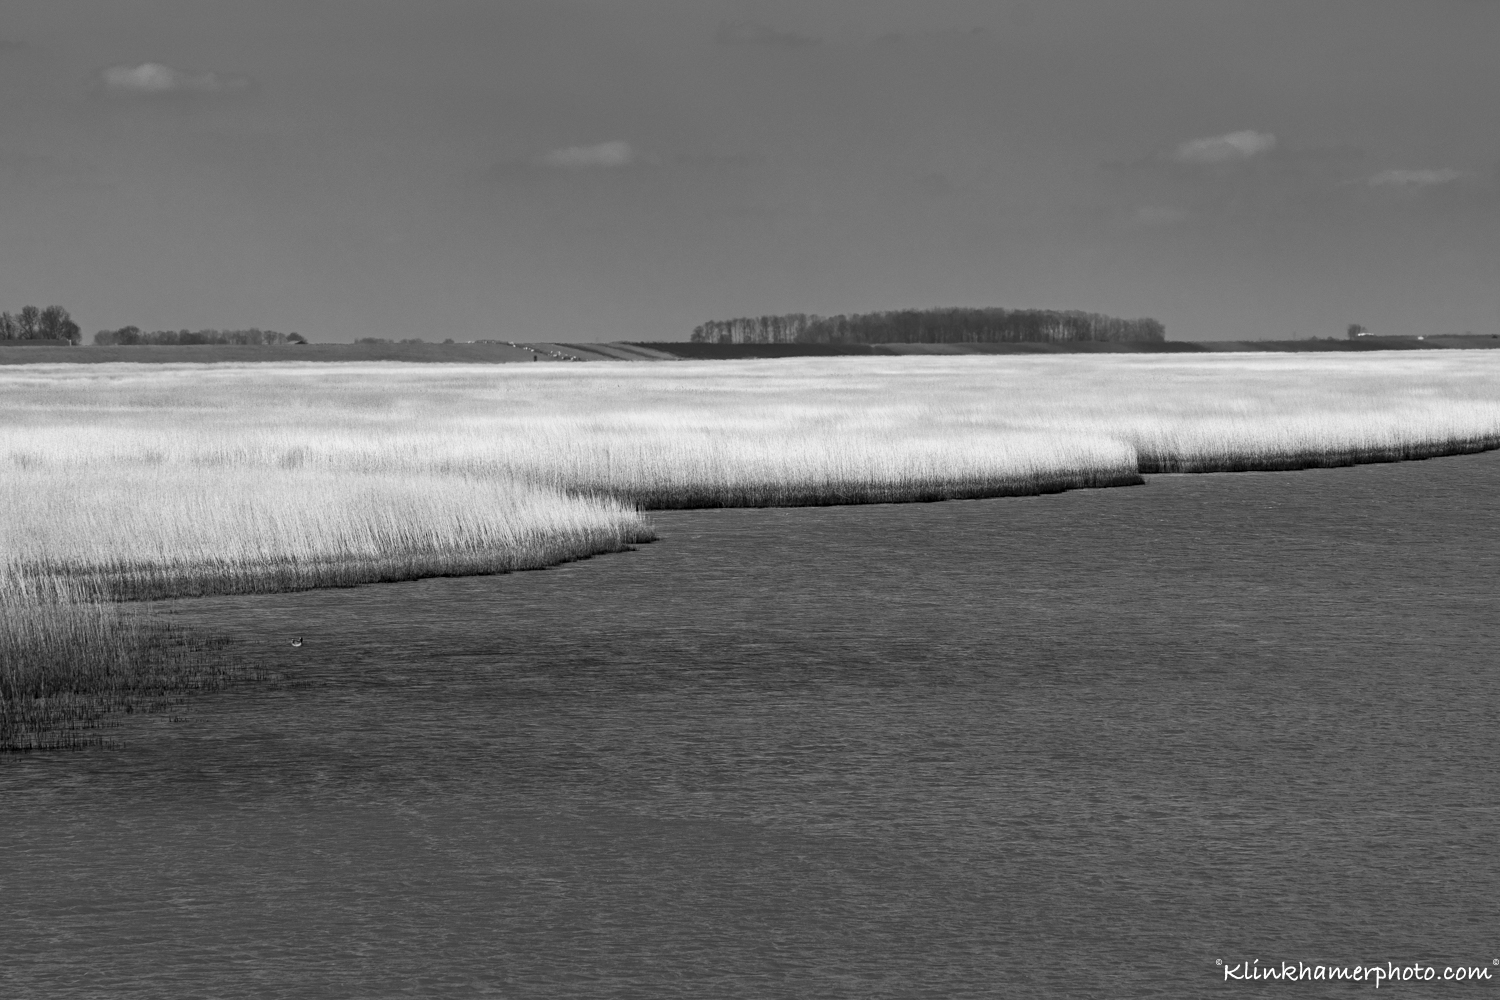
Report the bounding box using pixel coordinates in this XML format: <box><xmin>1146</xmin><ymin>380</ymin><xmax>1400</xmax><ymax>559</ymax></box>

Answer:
<box><xmin>4</xmin><ymin>353</ymin><xmax>1499</xmax><ymax>746</ymax></box>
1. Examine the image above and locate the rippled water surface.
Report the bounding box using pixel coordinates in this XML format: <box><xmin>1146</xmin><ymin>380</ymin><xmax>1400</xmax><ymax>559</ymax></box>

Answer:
<box><xmin>4</xmin><ymin>454</ymin><xmax>1499</xmax><ymax>998</ymax></box>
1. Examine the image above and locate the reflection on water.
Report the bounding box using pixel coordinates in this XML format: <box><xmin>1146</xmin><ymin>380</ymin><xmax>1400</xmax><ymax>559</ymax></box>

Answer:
<box><xmin>4</xmin><ymin>453</ymin><xmax>1499</xmax><ymax>998</ymax></box>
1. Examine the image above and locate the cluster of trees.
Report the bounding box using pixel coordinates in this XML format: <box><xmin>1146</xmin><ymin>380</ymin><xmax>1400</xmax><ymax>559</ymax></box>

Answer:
<box><xmin>691</xmin><ymin>308</ymin><xmax>1166</xmax><ymax>345</ymax></box>
<box><xmin>93</xmin><ymin>327</ymin><xmax>307</xmax><ymax>346</ymax></box>
<box><xmin>0</xmin><ymin>305</ymin><xmax>82</xmax><ymax>343</ymax></box>
<box><xmin>354</xmin><ymin>337</ymin><xmax>431</xmax><ymax>345</ymax></box>
<box><xmin>690</xmin><ymin>314</ymin><xmax>819</xmax><ymax>345</ymax></box>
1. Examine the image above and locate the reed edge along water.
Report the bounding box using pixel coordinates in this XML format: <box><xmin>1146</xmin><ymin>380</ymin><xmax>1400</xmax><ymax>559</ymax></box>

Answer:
<box><xmin>0</xmin><ymin>579</ymin><xmax>244</xmax><ymax>751</ymax></box>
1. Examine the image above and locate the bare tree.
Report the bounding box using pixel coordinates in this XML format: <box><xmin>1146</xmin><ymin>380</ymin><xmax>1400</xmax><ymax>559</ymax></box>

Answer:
<box><xmin>17</xmin><ymin>305</ymin><xmax>40</xmax><ymax>338</ymax></box>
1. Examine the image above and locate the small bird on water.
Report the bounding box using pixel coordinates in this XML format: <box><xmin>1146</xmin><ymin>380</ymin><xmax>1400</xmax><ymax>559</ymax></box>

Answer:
<box><xmin>290</xmin><ymin>637</ymin><xmax>303</xmax><ymax>647</ymax></box>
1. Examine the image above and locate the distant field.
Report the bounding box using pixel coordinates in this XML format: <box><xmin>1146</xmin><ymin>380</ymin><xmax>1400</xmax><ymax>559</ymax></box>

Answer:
<box><xmin>0</xmin><ymin>342</ymin><xmax>548</xmax><ymax>365</ymax></box>
<box><xmin>4</xmin><ymin>334</ymin><xmax>1497</xmax><ymax>366</ymax></box>
<box><xmin>641</xmin><ymin>335</ymin><xmax>1500</xmax><ymax>360</ymax></box>
<box><xmin>642</xmin><ymin>341</ymin><xmax>1203</xmax><ymax>360</ymax></box>
<box><xmin>0</xmin><ymin>341</ymin><xmax>687</xmax><ymax>365</ymax></box>
<box><xmin>0</xmin><ymin>341</ymin><xmax>677</xmax><ymax>365</ymax></box>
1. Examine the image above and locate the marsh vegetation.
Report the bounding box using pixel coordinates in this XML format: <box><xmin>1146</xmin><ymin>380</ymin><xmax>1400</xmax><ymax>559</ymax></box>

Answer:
<box><xmin>0</xmin><ymin>576</ymin><xmax>237</xmax><ymax>750</ymax></box>
<box><xmin>4</xmin><ymin>352</ymin><xmax>1500</xmax><ymax>746</ymax></box>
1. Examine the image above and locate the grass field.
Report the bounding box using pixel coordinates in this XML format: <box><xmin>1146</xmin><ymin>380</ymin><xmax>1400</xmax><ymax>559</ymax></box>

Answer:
<box><xmin>5</xmin><ymin>352</ymin><xmax>1500</xmax><ymax>746</ymax></box>
<box><xmin>0</xmin><ymin>341</ymin><xmax>548</xmax><ymax>366</ymax></box>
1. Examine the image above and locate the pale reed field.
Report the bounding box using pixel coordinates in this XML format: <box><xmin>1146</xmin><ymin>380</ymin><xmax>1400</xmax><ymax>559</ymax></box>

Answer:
<box><xmin>5</xmin><ymin>352</ymin><xmax>1500</xmax><ymax>747</ymax></box>
<box><xmin>6</xmin><ymin>352</ymin><xmax>1499</xmax><ymax>499</ymax></box>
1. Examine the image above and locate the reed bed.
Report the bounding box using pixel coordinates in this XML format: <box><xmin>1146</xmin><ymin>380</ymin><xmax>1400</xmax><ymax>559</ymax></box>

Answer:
<box><xmin>7</xmin><ymin>354</ymin><xmax>1497</xmax><ymax>503</ymax></box>
<box><xmin>0</xmin><ymin>576</ymin><xmax>234</xmax><ymax>751</ymax></box>
<box><xmin>2</xmin><ymin>467</ymin><xmax>654</xmax><ymax>601</ymax></box>
<box><xmin>4</xmin><ymin>352</ymin><xmax>1499</xmax><ymax>747</ymax></box>
<box><xmin>1</xmin><ymin>463</ymin><xmax>651</xmax><ymax>748</ymax></box>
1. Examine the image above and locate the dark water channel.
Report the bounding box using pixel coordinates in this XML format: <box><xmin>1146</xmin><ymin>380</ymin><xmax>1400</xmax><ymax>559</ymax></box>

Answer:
<box><xmin>4</xmin><ymin>454</ymin><xmax>1499</xmax><ymax>998</ymax></box>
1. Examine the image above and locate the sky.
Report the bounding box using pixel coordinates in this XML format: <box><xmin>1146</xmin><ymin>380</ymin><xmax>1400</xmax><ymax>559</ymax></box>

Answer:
<box><xmin>1</xmin><ymin>0</ymin><xmax>1497</xmax><ymax>343</ymax></box>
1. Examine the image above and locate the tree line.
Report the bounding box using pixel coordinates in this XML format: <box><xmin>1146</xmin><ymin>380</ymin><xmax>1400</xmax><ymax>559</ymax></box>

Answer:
<box><xmin>691</xmin><ymin>308</ymin><xmax>1165</xmax><ymax>345</ymax></box>
<box><xmin>354</xmin><ymin>337</ymin><xmax>436</xmax><ymax>345</ymax></box>
<box><xmin>0</xmin><ymin>305</ymin><xmax>82</xmax><ymax>343</ymax></box>
<box><xmin>94</xmin><ymin>327</ymin><xmax>307</xmax><ymax>346</ymax></box>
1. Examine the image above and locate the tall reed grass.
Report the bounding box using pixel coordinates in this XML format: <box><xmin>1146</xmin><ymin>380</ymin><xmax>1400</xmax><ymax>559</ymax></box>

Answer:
<box><xmin>8</xmin><ymin>354</ymin><xmax>1495</xmax><ymax>507</ymax></box>
<box><xmin>0</xmin><ymin>575</ymin><xmax>235</xmax><ymax>750</ymax></box>
<box><xmin>3</xmin><ymin>467</ymin><xmax>654</xmax><ymax>601</ymax></box>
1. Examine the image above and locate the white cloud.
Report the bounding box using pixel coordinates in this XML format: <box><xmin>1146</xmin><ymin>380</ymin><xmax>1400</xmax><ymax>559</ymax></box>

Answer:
<box><xmin>1173</xmin><ymin>130</ymin><xmax>1277</xmax><ymax>164</ymax></box>
<box><xmin>539</xmin><ymin>140</ymin><xmax>637</xmax><ymax>169</ymax></box>
<box><xmin>1368</xmin><ymin>168</ymin><xmax>1461</xmax><ymax>188</ymax></box>
<box><xmin>101</xmin><ymin>63</ymin><xmax>249</xmax><ymax>95</ymax></box>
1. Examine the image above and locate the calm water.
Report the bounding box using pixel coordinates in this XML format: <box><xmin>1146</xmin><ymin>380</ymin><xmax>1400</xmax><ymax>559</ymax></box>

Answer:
<box><xmin>3</xmin><ymin>454</ymin><xmax>1499</xmax><ymax>998</ymax></box>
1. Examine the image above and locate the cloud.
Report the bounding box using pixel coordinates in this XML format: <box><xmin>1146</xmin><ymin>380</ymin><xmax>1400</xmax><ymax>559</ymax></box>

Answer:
<box><xmin>1173</xmin><ymin>130</ymin><xmax>1277</xmax><ymax>164</ymax></box>
<box><xmin>1368</xmin><ymin>168</ymin><xmax>1462</xmax><ymax>188</ymax></box>
<box><xmin>538</xmin><ymin>140</ymin><xmax>637</xmax><ymax>169</ymax></box>
<box><xmin>713</xmin><ymin>21</ymin><xmax>818</xmax><ymax>47</ymax></box>
<box><xmin>100</xmin><ymin>62</ymin><xmax>250</xmax><ymax>96</ymax></box>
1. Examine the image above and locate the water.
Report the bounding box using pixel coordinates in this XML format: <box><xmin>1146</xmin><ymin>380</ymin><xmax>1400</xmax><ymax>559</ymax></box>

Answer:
<box><xmin>4</xmin><ymin>454</ymin><xmax>1498</xmax><ymax>998</ymax></box>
